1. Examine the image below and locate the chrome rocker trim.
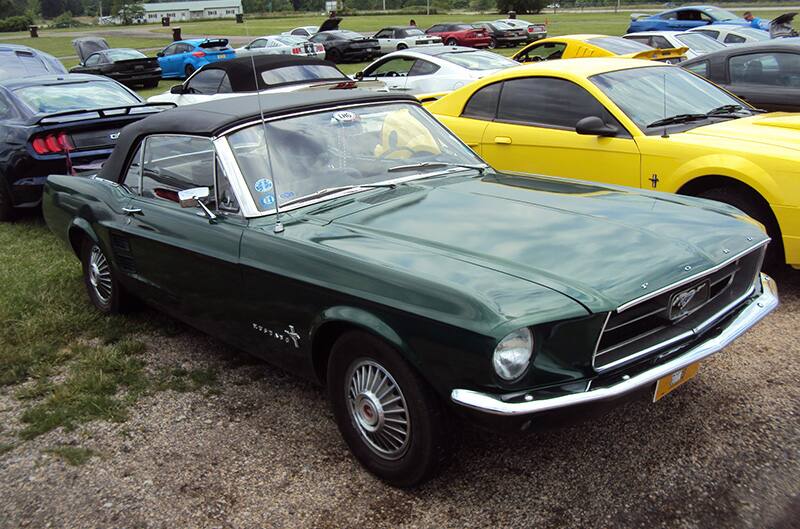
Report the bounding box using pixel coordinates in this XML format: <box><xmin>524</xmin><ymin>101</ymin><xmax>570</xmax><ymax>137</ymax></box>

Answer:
<box><xmin>451</xmin><ymin>273</ymin><xmax>778</xmax><ymax>417</ymax></box>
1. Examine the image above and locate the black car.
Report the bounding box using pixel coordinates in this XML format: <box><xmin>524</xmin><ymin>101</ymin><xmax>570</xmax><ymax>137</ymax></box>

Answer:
<box><xmin>308</xmin><ymin>19</ymin><xmax>380</xmax><ymax>63</ymax></box>
<box><xmin>0</xmin><ymin>74</ymin><xmax>171</xmax><ymax>220</ymax></box>
<box><xmin>69</xmin><ymin>37</ymin><xmax>161</xmax><ymax>88</ymax></box>
<box><xmin>475</xmin><ymin>21</ymin><xmax>528</xmax><ymax>48</ymax></box>
<box><xmin>682</xmin><ymin>40</ymin><xmax>800</xmax><ymax>112</ymax></box>
<box><xmin>158</xmin><ymin>55</ymin><xmax>355</xmax><ymax>103</ymax></box>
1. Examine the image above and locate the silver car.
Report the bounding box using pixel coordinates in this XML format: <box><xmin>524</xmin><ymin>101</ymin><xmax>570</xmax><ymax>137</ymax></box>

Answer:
<box><xmin>236</xmin><ymin>35</ymin><xmax>326</xmax><ymax>59</ymax></box>
<box><xmin>494</xmin><ymin>18</ymin><xmax>548</xmax><ymax>42</ymax></box>
<box><xmin>372</xmin><ymin>26</ymin><xmax>442</xmax><ymax>54</ymax></box>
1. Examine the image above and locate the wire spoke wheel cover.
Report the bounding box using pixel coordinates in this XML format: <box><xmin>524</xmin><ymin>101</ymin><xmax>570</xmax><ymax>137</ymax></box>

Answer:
<box><xmin>346</xmin><ymin>359</ymin><xmax>411</xmax><ymax>460</ymax></box>
<box><xmin>88</xmin><ymin>245</ymin><xmax>113</xmax><ymax>304</ymax></box>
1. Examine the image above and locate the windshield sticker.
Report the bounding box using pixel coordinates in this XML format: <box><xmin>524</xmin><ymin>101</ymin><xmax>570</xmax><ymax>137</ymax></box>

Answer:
<box><xmin>331</xmin><ymin>111</ymin><xmax>360</xmax><ymax>125</ymax></box>
<box><xmin>254</xmin><ymin>178</ymin><xmax>273</xmax><ymax>193</ymax></box>
<box><xmin>280</xmin><ymin>191</ymin><xmax>295</xmax><ymax>200</ymax></box>
<box><xmin>259</xmin><ymin>195</ymin><xmax>275</xmax><ymax>208</ymax></box>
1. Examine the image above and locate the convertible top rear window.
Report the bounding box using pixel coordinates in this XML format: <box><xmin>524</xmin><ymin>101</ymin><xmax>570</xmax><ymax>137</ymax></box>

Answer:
<box><xmin>13</xmin><ymin>81</ymin><xmax>140</xmax><ymax>114</ymax></box>
<box><xmin>587</xmin><ymin>37</ymin><xmax>652</xmax><ymax>54</ymax></box>
<box><xmin>260</xmin><ymin>64</ymin><xmax>347</xmax><ymax>85</ymax></box>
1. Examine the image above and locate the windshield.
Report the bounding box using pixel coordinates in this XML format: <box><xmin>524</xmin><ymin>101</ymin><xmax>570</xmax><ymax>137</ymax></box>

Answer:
<box><xmin>675</xmin><ymin>33</ymin><xmax>726</xmax><ymax>52</ymax></box>
<box><xmin>260</xmin><ymin>64</ymin><xmax>346</xmax><ymax>85</ymax></box>
<box><xmin>704</xmin><ymin>7</ymin><xmax>738</xmax><ymax>21</ymax></box>
<box><xmin>738</xmin><ymin>27</ymin><xmax>771</xmax><ymax>40</ymax></box>
<box><xmin>13</xmin><ymin>81</ymin><xmax>140</xmax><ymax>114</ymax></box>
<box><xmin>336</xmin><ymin>30</ymin><xmax>364</xmax><ymax>40</ymax></box>
<box><xmin>591</xmin><ymin>66</ymin><xmax>749</xmax><ymax>133</ymax></box>
<box><xmin>587</xmin><ymin>36</ymin><xmax>652</xmax><ymax>54</ymax></box>
<box><xmin>275</xmin><ymin>35</ymin><xmax>305</xmax><ymax>45</ymax></box>
<box><xmin>227</xmin><ymin>103</ymin><xmax>483</xmax><ymax>212</ymax></box>
<box><xmin>106</xmin><ymin>48</ymin><xmax>147</xmax><ymax>61</ymax></box>
<box><xmin>441</xmin><ymin>50</ymin><xmax>518</xmax><ymax>70</ymax></box>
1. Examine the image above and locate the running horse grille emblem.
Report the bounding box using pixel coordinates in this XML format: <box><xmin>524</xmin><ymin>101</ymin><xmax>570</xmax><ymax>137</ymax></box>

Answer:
<box><xmin>668</xmin><ymin>281</ymin><xmax>710</xmax><ymax>321</ymax></box>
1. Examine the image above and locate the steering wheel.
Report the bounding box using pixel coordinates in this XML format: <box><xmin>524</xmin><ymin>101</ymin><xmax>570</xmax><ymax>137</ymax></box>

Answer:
<box><xmin>385</xmin><ymin>71</ymin><xmax>400</xmax><ymax>77</ymax></box>
<box><xmin>377</xmin><ymin>129</ymin><xmax>417</xmax><ymax>160</ymax></box>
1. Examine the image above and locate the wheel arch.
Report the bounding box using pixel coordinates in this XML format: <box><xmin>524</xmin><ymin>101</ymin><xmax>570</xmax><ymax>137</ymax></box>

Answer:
<box><xmin>67</xmin><ymin>218</ymin><xmax>100</xmax><ymax>257</ymax></box>
<box><xmin>677</xmin><ymin>174</ymin><xmax>779</xmax><ymax>225</ymax></box>
<box><xmin>309</xmin><ymin>306</ymin><xmax>413</xmax><ymax>387</ymax></box>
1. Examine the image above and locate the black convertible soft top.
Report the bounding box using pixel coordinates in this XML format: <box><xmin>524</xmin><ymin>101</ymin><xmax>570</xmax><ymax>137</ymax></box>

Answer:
<box><xmin>192</xmin><ymin>55</ymin><xmax>348</xmax><ymax>92</ymax></box>
<box><xmin>100</xmin><ymin>90</ymin><xmax>417</xmax><ymax>181</ymax></box>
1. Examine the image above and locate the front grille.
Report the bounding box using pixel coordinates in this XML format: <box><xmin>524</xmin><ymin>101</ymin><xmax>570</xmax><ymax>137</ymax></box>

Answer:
<box><xmin>593</xmin><ymin>246</ymin><xmax>764</xmax><ymax>371</ymax></box>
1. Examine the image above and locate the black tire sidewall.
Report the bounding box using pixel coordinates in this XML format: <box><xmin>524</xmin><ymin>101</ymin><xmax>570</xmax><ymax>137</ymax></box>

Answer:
<box><xmin>184</xmin><ymin>64</ymin><xmax>195</xmax><ymax>79</ymax></box>
<box><xmin>698</xmin><ymin>187</ymin><xmax>783</xmax><ymax>269</ymax></box>
<box><xmin>80</xmin><ymin>239</ymin><xmax>120</xmax><ymax>314</ymax></box>
<box><xmin>327</xmin><ymin>331</ymin><xmax>447</xmax><ymax>488</ymax></box>
<box><xmin>446</xmin><ymin>38</ymin><xmax>457</xmax><ymax>46</ymax></box>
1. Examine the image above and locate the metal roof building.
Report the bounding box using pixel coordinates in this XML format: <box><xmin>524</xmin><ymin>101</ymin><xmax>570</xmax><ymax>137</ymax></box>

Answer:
<box><xmin>140</xmin><ymin>0</ymin><xmax>243</xmax><ymax>22</ymax></box>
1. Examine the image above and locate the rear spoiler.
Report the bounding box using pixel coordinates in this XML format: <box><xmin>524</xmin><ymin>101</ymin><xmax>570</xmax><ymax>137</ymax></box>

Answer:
<box><xmin>37</xmin><ymin>102</ymin><xmax>176</xmax><ymax>125</ymax></box>
<box><xmin>415</xmin><ymin>92</ymin><xmax>449</xmax><ymax>105</ymax></box>
<box><xmin>628</xmin><ymin>46</ymin><xmax>688</xmax><ymax>61</ymax></box>
<box><xmin>630</xmin><ymin>13</ymin><xmax>649</xmax><ymax>21</ymax></box>
<box><xmin>200</xmin><ymin>38</ymin><xmax>229</xmax><ymax>48</ymax></box>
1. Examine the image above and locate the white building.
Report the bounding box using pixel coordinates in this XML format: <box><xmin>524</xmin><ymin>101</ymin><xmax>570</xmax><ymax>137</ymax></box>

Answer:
<box><xmin>139</xmin><ymin>0</ymin><xmax>243</xmax><ymax>23</ymax></box>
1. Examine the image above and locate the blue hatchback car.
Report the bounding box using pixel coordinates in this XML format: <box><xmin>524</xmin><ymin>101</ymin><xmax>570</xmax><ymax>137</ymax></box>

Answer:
<box><xmin>156</xmin><ymin>38</ymin><xmax>234</xmax><ymax>79</ymax></box>
<box><xmin>627</xmin><ymin>5</ymin><xmax>758</xmax><ymax>33</ymax></box>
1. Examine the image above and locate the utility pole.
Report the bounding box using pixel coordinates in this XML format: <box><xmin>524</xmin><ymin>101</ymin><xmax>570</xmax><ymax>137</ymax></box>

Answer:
<box><xmin>426</xmin><ymin>0</ymin><xmax>430</xmax><ymax>15</ymax></box>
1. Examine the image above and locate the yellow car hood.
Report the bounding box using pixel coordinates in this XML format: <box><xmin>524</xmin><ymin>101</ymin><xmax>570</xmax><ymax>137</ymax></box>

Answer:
<box><xmin>684</xmin><ymin>113</ymin><xmax>800</xmax><ymax>152</ymax></box>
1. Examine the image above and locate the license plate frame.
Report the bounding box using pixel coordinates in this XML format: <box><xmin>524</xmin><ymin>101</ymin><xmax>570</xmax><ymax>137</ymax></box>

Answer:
<box><xmin>653</xmin><ymin>362</ymin><xmax>700</xmax><ymax>401</ymax></box>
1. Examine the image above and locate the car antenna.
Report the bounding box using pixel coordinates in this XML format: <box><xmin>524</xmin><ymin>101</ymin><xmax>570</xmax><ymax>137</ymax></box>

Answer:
<box><xmin>243</xmin><ymin>18</ymin><xmax>284</xmax><ymax>234</ymax></box>
<box><xmin>661</xmin><ymin>73</ymin><xmax>669</xmax><ymax>139</ymax></box>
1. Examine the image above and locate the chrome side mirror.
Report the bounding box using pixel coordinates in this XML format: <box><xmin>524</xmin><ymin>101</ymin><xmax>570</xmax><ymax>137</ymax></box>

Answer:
<box><xmin>178</xmin><ymin>186</ymin><xmax>217</xmax><ymax>220</ymax></box>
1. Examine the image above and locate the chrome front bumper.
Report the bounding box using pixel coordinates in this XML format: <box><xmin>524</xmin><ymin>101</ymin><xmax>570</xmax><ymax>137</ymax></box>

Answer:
<box><xmin>451</xmin><ymin>273</ymin><xmax>778</xmax><ymax>417</ymax></box>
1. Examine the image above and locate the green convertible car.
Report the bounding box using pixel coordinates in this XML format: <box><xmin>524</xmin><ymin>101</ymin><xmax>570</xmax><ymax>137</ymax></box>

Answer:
<box><xmin>43</xmin><ymin>90</ymin><xmax>777</xmax><ymax>486</ymax></box>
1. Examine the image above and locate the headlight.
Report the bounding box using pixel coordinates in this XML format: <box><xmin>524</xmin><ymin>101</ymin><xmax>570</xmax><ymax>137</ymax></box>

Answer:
<box><xmin>492</xmin><ymin>328</ymin><xmax>534</xmax><ymax>381</ymax></box>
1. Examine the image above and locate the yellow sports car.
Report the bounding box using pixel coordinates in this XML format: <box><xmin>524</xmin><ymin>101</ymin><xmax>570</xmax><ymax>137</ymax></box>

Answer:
<box><xmin>512</xmin><ymin>34</ymin><xmax>687</xmax><ymax>63</ymax></box>
<box><xmin>427</xmin><ymin>58</ymin><xmax>800</xmax><ymax>268</ymax></box>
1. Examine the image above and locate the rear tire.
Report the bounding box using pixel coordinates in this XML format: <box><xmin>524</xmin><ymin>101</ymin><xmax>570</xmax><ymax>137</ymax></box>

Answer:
<box><xmin>488</xmin><ymin>37</ymin><xmax>497</xmax><ymax>49</ymax></box>
<box><xmin>0</xmin><ymin>184</ymin><xmax>15</xmax><ymax>222</ymax></box>
<box><xmin>697</xmin><ymin>186</ymin><xmax>783</xmax><ymax>270</ymax></box>
<box><xmin>80</xmin><ymin>239</ymin><xmax>129</xmax><ymax>314</ymax></box>
<box><xmin>184</xmin><ymin>64</ymin><xmax>195</xmax><ymax>79</ymax></box>
<box><xmin>446</xmin><ymin>38</ymin><xmax>458</xmax><ymax>46</ymax></box>
<box><xmin>327</xmin><ymin>330</ymin><xmax>450</xmax><ymax>487</ymax></box>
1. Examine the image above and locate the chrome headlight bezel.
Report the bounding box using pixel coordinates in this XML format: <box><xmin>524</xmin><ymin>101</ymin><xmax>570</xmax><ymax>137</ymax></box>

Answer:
<box><xmin>492</xmin><ymin>327</ymin><xmax>534</xmax><ymax>382</ymax></box>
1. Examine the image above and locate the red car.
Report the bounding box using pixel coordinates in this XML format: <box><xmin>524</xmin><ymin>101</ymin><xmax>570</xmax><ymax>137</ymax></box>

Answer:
<box><xmin>425</xmin><ymin>23</ymin><xmax>492</xmax><ymax>48</ymax></box>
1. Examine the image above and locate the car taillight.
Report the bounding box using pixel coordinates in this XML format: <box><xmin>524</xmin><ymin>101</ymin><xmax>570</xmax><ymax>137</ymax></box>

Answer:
<box><xmin>528</xmin><ymin>27</ymin><xmax>534</xmax><ymax>32</ymax></box>
<box><xmin>31</xmin><ymin>132</ymin><xmax>73</xmax><ymax>155</ymax></box>
<box><xmin>192</xmin><ymin>51</ymin><xmax>206</xmax><ymax>57</ymax></box>
<box><xmin>292</xmin><ymin>47</ymin><xmax>302</xmax><ymax>54</ymax></box>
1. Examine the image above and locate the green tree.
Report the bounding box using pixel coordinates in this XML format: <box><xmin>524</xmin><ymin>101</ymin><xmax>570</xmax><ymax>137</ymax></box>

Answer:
<box><xmin>41</xmin><ymin>0</ymin><xmax>64</xmax><ymax>17</ymax></box>
<box><xmin>496</xmin><ymin>0</ymin><xmax>543</xmax><ymax>15</ymax></box>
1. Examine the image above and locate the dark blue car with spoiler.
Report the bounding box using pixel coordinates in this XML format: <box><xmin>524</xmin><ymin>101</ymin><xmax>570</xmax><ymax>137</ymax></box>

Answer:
<box><xmin>0</xmin><ymin>73</ymin><xmax>172</xmax><ymax>220</ymax></box>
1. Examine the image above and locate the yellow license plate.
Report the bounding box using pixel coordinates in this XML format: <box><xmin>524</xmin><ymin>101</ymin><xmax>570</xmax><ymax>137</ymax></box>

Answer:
<box><xmin>653</xmin><ymin>362</ymin><xmax>700</xmax><ymax>402</ymax></box>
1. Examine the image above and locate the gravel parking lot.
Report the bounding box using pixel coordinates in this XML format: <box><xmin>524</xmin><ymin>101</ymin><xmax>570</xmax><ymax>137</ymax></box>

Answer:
<box><xmin>1</xmin><ymin>270</ymin><xmax>798</xmax><ymax>529</ymax></box>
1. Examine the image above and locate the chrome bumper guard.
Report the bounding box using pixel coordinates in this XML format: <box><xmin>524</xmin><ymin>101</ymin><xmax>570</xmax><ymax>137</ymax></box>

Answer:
<box><xmin>451</xmin><ymin>273</ymin><xmax>778</xmax><ymax>417</ymax></box>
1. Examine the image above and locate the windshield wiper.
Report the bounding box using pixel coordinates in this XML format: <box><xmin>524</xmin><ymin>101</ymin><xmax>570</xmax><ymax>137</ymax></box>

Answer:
<box><xmin>647</xmin><ymin>113</ymin><xmax>707</xmax><ymax>128</ymax></box>
<box><xmin>705</xmin><ymin>104</ymin><xmax>749</xmax><ymax>117</ymax></box>
<box><xmin>387</xmin><ymin>161</ymin><xmax>488</xmax><ymax>175</ymax></box>
<box><xmin>279</xmin><ymin>183</ymin><xmax>396</xmax><ymax>208</ymax></box>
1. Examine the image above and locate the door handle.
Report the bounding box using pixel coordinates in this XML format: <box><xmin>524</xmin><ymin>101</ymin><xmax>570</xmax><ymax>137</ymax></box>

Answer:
<box><xmin>494</xmin><ymin>136</ymin><xmax>512</xmax><ymax>145</ymax></box>
<box><xmin>122</xmin><ymin>207</ymin><xmax>143</xmax><ymax>216</ymax></box>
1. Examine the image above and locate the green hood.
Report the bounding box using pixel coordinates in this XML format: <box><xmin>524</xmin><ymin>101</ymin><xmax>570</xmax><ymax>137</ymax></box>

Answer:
<box><xmin>307</xmin><ymin>173</ymin><xmax>767</xmax><ymax>314</ymax></box>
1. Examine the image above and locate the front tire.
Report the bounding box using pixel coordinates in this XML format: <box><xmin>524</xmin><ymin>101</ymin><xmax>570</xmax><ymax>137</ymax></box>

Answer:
<box><xmin>81</xmin><ymin>239</ymin><xmax>128</xmax><ymax>314</ymax></box>
<box><xmin>446</xmin><ymin>38</ymin><xmax>458</xmax><ymax>46</ymax></box>
<box><xmin>397</xmin><ymin>42</ymin><xmax>408</xmax><ymax>50</ymax></box>
<box><xmin>488</xmin><ymin>37</ymin><xmax>497</xmax><ymax>49</ymax></box>
<box><xmin>327</xmin><ymin>48</ymin><xmax>342</xmax><ymax>63</ymax></box>
<box><xmin>327</xmin><ymin>331</ymin><xmax>450</xmax><ymax>487</ymax></box>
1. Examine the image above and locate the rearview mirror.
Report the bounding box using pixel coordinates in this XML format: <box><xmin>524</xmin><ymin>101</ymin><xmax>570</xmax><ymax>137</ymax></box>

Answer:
<box><xmin>156</xmin><ymin>51</ymin><xmax>164</xmax><ymax>57</ymax></box>
<box><xmin>575</xmin><ymin>116</ymin><xmax>618</xmax><ymax>137</ymax></box>
<box><xmin>170</xmin><ymin>84</ymin><xmax>185</xmax><ymax>94</ymax></box>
